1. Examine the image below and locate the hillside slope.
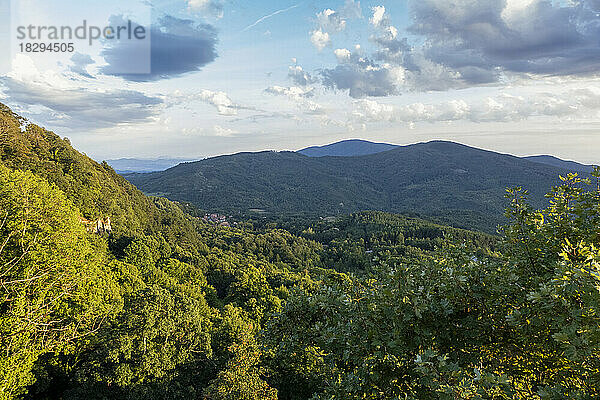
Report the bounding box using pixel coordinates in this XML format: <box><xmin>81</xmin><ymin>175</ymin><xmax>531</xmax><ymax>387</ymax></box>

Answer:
<box><xmin>0</xmin><ymin>103</ymin><xmax>166</xmax><ymax>236</ymax></box>
<box><xmin>125</xmin><ymin>141</ymin><xmax>579</xmax><ymax>232</ymax></box>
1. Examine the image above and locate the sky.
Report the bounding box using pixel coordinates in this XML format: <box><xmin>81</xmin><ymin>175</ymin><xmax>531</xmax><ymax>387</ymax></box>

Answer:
<box><xmin>1</xmin><ymin>0</ymin><xmax>600</xmax><ymax>163</ymax></box>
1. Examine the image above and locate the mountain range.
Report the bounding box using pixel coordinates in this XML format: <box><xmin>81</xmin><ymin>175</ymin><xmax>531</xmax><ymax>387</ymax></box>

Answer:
<box><xmin>109</xmin><ymin>139</ymin><xmax>595</xmax><ymax>175</ymax></box>
<box><xmin>124</xmin><ymin>140</ymin><xmax>596</xmax><ymax>232</ymax></box>
<box><xmin>300</xmin><ymin>140</ymin><xmax>595</xmax><ymax>172</ymax></box>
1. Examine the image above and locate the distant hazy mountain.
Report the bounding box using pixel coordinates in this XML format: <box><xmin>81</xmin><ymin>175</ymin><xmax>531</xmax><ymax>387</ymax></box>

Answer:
<box><xmin>298</xmin><ymin>139</ymin><xmax>398</xmax><ymax>157</ymax></box>
<box><xmin>523</xmin><ymin>155</ymin><xmax>595</xmax><ymax>173</ymax></box>
<box><xmin>125</xmin><ymin>141</ymin><xmax>582</xmax><ymax>232</ymax></box>
<box><xmin>105</xmin><ymin>158</ymin><xmax>195</xmax><ymax>174</ymax></box>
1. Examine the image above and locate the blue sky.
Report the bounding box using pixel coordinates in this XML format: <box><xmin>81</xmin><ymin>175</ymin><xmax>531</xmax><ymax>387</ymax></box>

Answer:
<box><xmin>1</xmin><ymin>0</ymin><xmax>600</xmax><ymax>163</ymax></box>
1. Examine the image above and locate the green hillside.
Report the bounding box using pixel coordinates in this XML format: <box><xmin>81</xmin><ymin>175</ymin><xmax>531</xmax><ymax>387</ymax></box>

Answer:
<box><xmin>125</xmin><ymin>141</ymin><xmax>577</xmax><ymax>232</ymax></box>
<box><xmin>0</xmin><ymin>103</ymin><xmax>160</xmax><ymax>236</ymax></box>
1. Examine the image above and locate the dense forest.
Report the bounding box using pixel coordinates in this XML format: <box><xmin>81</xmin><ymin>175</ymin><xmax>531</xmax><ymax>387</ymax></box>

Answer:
<box><xmin>1</xmin><ymin>102</ymin><xmax>600</xmax><ymax>399</ymax></box>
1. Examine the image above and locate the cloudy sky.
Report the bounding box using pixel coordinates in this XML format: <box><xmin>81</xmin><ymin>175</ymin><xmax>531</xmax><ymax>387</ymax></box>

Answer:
<box><xmin>1</xmin><ymin>0</ymin><xmax>600</xmax><ymax>163</ymax></box>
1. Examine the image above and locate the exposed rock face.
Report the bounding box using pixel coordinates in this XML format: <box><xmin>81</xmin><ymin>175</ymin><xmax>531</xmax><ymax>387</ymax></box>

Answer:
<box><xmin>79</xmin><ymin>216</ymin><xmax>112</xmax><ymax>234</ymax></box>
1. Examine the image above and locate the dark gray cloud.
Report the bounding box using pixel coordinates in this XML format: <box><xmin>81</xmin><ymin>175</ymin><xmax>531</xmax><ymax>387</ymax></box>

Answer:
<box><xmin>409</xmin><ymin>0</ymin><xmax>600</xmax><ymax>78</ymax></box>
<box><xmin>102</xmin><ymin>15</ymin><xmax>218</xmax><ymax>81</ymax></box>
<box><xmin>320</xmin><ymin>1</ymin><xmax>600</xmax><ymax>98</ymax></box>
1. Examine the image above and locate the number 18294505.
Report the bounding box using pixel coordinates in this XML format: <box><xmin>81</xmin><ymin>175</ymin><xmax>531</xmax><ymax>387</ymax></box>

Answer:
<box><xmin>19</xmin><ymin>42</ymin><xmax>75</xmax><ymax>53</ymax></box>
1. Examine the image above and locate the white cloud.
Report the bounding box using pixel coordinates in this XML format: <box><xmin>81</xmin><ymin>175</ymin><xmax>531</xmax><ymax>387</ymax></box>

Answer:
<box><xmin>310</xmin><ymin>30</ymin><xmax>331</xmax><ymax>51</ymax></box>
<box><xmin>197</xmin><ymin>90</ymin><xmax>238</xmax><ymax>115</ymax></box>
<box><xmin>501</xmin><ymin>0</ymin><xmax>538</xmax><ymax>21</ymax></box>
<box><xmin>187</xmin><ymin>0</ymin><xmax>224</xmax><ymax>18</ymax></box>
<box><xmin>370</xmin><ymin>6</ymin><xmax>387</xmax><ymax>27</ymax></box>
<box><xmin>350</xmin><ymin>87</ymin><xmax>600</xmax><ymax>127</ymax></box>
<box><xmin>265</xmin><ymin>85</ymin><xmax>314</xmax><ymax>100</ymax></box>
<box><xmin>334</xmin><ymin>48</ymin><xmax>352</xmax><ymax>63</ymax></box>
<box><xmin>310</xmin><ymin>1</ymin><xmax>362</xmax><ymax>52</ymax></box>
<box><xmin>315</xmin><ymin>0</ymin><xmax>600</xmax><ymax>100</ymax></box>
<box><xmin>352</xmin><ymin>99</ymin><xmax>395</xmax><ymax>122</ymax></box>
<box><xmin>315</xmin><ymin>0</ymin><xmax>362</xmax><ymax>33</ymax></box>
<box><xmin>213</xmin><ymin>124</ymin><xmax>238</xmax><ymax>136</ymax></box>
<box><xmin>317</xmin><ymin>9</ymin><xmax>347</xmax><ymax>32</ymax></box>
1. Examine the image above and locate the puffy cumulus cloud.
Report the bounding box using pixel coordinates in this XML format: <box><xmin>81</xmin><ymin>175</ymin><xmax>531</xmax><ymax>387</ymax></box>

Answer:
<box><xmin>334</xmin><ymin>48</ymin><xmax>352</xmax><ymax>63</ymax></box>
<box><xmin>350</xmin><ymin>88</ymin><xmax>600</xmax><ymax>127</ymax></box>
<box><xmin>369</xmin><ymin>7</ymin><xmax>467</xmax><ymax>91</ymax></box>
<box><xmin>352</xmin><ymin>99</ymin><xmax>395</xmax><ymax>122</ymax></box>
<box><xmin>370</xmin><ymin>5</ymin><xmax>388</xmax><ymax>27</ymax></box>
<box><xmin>310</xmin><ymin>1</ymin><xmax>362</xmax><ymax>50</ymax></box>
<box><xmin>288</xmin><ymin>65</ymin><xmax>315</xmax><ymax>86</ymax></box>
<box><xmin>320</xmin><ymin>47</ymin><xmax>407</xmax><ymax>98</ymax></box>
<box><xmin>102</xmin><ymin>15</ymin><xmax>218</xmax><ymax>81</ymax></box>
<box><xmin>1</xmin><ymin>55</ymin><xmax>163</xmax><ymax>129</ymax></box>
<box><xmin>317</xmin><ymin>9</ymin><xmax>347</xmax><ymax>32</ymax></box>
<box><xmin>187</xmin><ymin>0</ymin><xmax>224</xmax><ymax>18</ymax></box>
<box><xmin>320</xmin><ymin>7</ymin><xmax>465</xmax><ymax>97</ymax></box>
<box><xmin>197</xmin><ymin>90</ymin><xmax>238</xmax><ymax>115</ymax></box>
<box><xmin>371</xmin><ymin>25</ymin><xmax>408</xmax><ymax>64</ymax></box>
<box><xmin>316</xmin><ymin>0</ymin><xmax>362</xmax><ymax>32</ymax></box>
<box><xmin>310</xmin><ymin>30</ymin><xmax>331</xmax><ymax>51</ymax></box>
<box><xmin>408</xmin><ymin>0</ymin><xmax>600</xmax><ymax>79</ymax></box>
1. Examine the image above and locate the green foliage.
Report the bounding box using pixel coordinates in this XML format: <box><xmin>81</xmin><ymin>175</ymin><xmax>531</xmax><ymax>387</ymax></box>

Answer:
<box><xmin>287</xmin><ymin>211</ymin><xmax>497</xmax><ymax>272</ymax></box>
<box><xmin>205</xmin><ymin>324</ymin><xmax>277</xmax><ymax>400</ymax></box>
<box><xmin>263</xmin><ymin>169</ymin><xmax>600</xmax><ymax>399</ymax></box>
<box><xmin>0</xmin><ymin>164</ymin><xmax>120</xmax><ymax>399</ymax></box>
<box><xmin>61</xmin><ymin>285</ymin><xmax>214</xmax><ymax>399</ymax></box>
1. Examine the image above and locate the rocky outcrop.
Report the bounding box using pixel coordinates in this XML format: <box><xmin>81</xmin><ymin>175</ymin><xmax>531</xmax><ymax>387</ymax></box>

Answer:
<box><xmin>79</xmin><ymin>216</ymin><xmax>112</xmax><ymax>234</ymax></box>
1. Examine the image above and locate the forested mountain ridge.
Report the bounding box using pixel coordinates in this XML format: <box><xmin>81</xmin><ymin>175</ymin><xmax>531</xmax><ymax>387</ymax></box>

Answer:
<box><xmin>298</xmin><ymin>139</ymin><xmax>398</xmax><ymax>157</ymax></box>
<box><xmin>297</xmin><ymin>140</ymin><xmax>596</xmax><ymax>174</ymax></box>
<box><xmin>125</xmin><ymin>140</ymin><xmax>580</xmax><ymax>232</ymax></box>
